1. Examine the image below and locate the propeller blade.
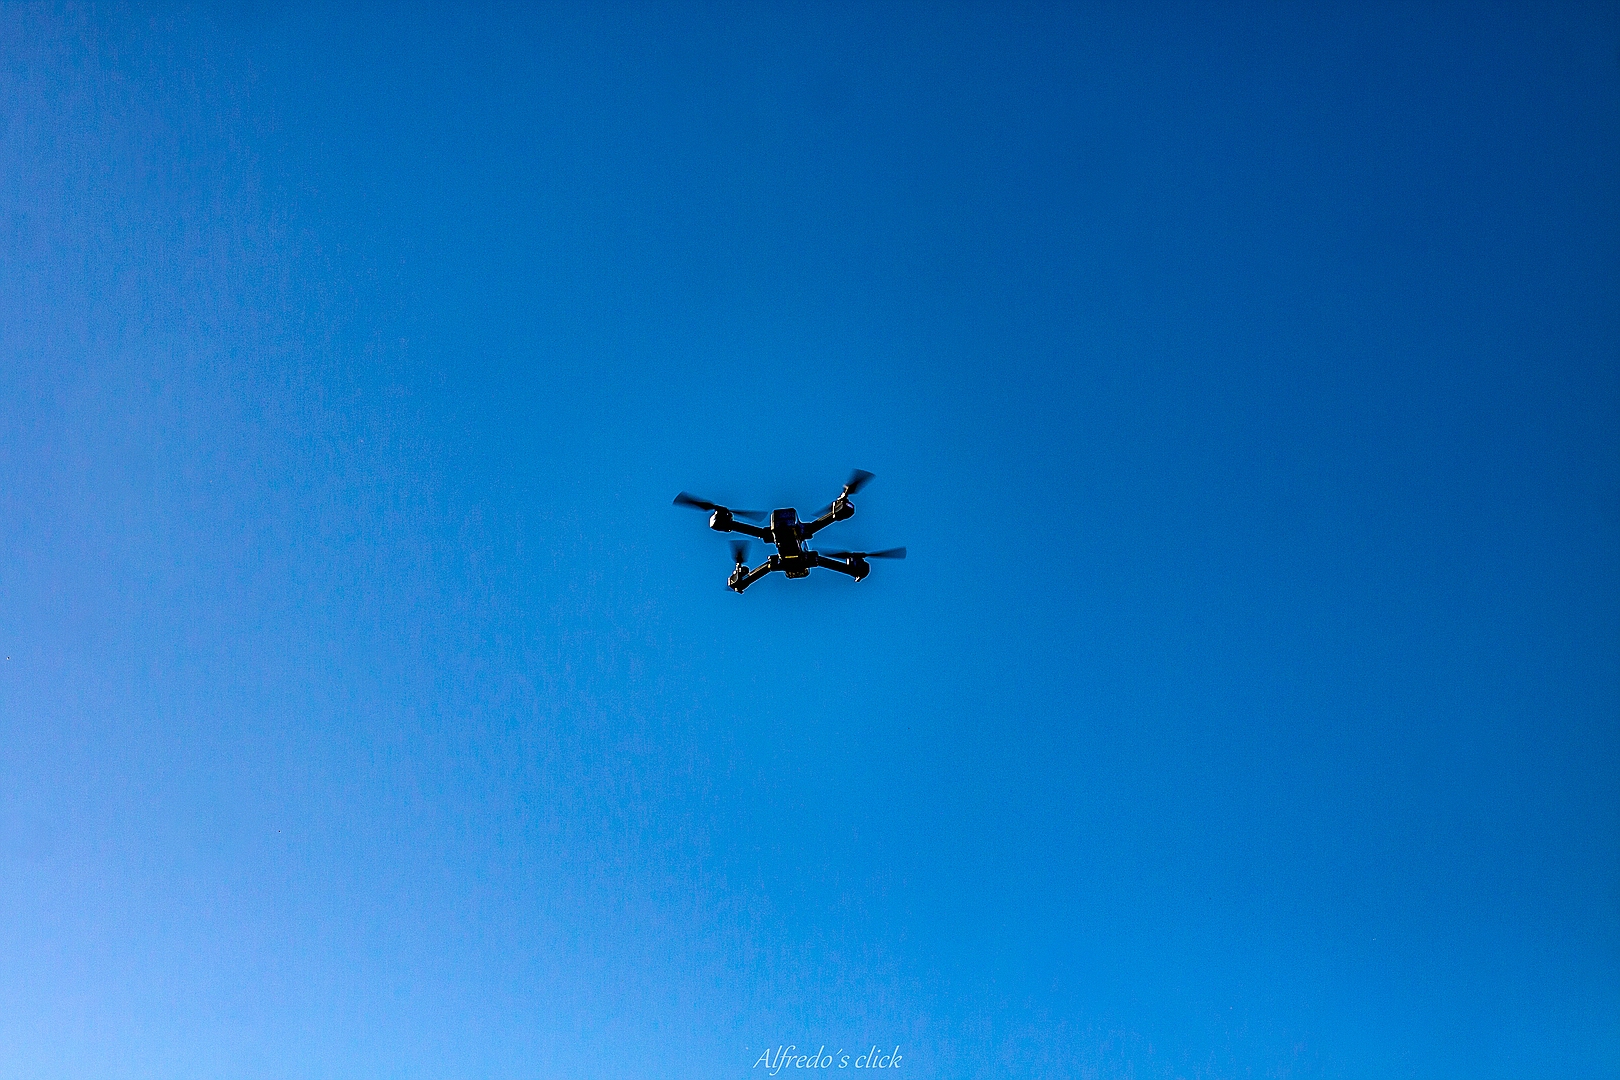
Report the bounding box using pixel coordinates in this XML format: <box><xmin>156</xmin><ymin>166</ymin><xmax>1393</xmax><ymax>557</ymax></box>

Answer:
<box><xmin>729</xmin><ymin>539</ymin><xmax>750</xmax><ymax>566</ymax></box>
<box><xmin>673</xmin><ymin>491</ymin><xmax>719</xmax><ymax>511</ymax></box>
<box><xmin>823</xmin><ymin>547</ymin><xmax>906</xmax><ymax>560</ymax></box>
<box><xmin>816</xmin><ymin>469</ymin><xmax>876</xmax><ymax>516</ymax></box>
<box><xmin>673</xmin><ymin>492</ymin><xmax>765</xmax><ymax>521</ymax></box>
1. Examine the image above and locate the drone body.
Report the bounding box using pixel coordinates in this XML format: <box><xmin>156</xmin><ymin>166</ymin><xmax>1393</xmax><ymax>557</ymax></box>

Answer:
<box><xmin>674</xmin><ymin>470</ymin><xmax>906</xmax><ymax>593</ymax></box>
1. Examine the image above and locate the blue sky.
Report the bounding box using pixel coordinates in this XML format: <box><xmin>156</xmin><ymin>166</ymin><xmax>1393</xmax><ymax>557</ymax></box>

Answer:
<box><xmin>2</xmin><ymin>4</ymin><xmax>1617</xmax><ymax>1077</ymax></box>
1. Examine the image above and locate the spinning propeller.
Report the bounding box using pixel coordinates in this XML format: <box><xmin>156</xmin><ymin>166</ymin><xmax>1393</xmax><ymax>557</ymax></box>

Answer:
<box><xmin>729</xmin><ymin>539</ymin><xmax>751</xmax><ymax>567</ymax></box>
<box><xmin>673</xmin><ymin>492</ymin><xmax>766</xmax><ymax>521</ymax></box>
<box><xmin>841</xmin><ymin>469</ymin><xmax>875</xmax><ymax>496</ymax></box>
<box><xmin>817</xmin><ymin>469</ymin><xmax>877</xmax><ymax>517</ymax></box>
<box><xmin>822</xmin><ymin>547</ymin><xmax>906</xmax><ymax>561</ymax></box>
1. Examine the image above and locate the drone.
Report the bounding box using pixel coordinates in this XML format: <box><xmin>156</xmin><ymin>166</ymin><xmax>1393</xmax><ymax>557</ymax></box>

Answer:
<box><xmin>674</xmin><ymin>469</ymin><xmax>906</xmax><ymax>593</ymax></box>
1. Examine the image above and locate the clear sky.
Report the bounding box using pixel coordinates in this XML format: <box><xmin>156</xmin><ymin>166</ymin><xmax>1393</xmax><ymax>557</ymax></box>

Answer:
<box><xmin>2</xmin><ymin>4</ymin><xmax>1617</xmax><ymax>1078</ymax></box>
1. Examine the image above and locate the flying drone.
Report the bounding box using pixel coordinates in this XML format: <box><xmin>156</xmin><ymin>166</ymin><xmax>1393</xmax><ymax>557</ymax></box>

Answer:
<box><xmin>674</xmin><ymin>469</ymin><xmax>906</xmax><ymax>593</ymax></box>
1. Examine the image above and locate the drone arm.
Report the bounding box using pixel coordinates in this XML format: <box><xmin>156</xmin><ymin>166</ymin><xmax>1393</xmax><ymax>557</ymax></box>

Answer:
<box><xmin>812</xmin><ymin>552</ymin><xmax>868</xmax><ymax>581</ymax></box>
<box><xmin>800</xmin><ymin>498</ymin><xmax>854</xmax><ymax>538</ymax></box>
<box><xmin>800</xmin><ymin>513</ymin><xmax>837</xmax><ymax>538</ymax></box>
<box><xmin>728</xmin><ymin>556</ymin><xmax>778</xmax><ymax>593</ymax></box>
<box><xmin>710</xmin><ymin>513</ymin><xmax>772</xmax><ymax>541</ymax></box>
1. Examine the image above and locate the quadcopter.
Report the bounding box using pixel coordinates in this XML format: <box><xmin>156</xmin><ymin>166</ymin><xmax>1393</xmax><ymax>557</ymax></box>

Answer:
<box><xmin>674</xmin><ymin>469</ymin><xmax>906</xmax><ymax>593</ymax></box>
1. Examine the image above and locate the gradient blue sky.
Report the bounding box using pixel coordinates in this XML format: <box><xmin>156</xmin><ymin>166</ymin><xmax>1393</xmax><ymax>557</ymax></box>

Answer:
<box><xmin>3</xmin><ymin>4</ymin><xmax>1618</xmax><ymax>1077</ymax></box>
